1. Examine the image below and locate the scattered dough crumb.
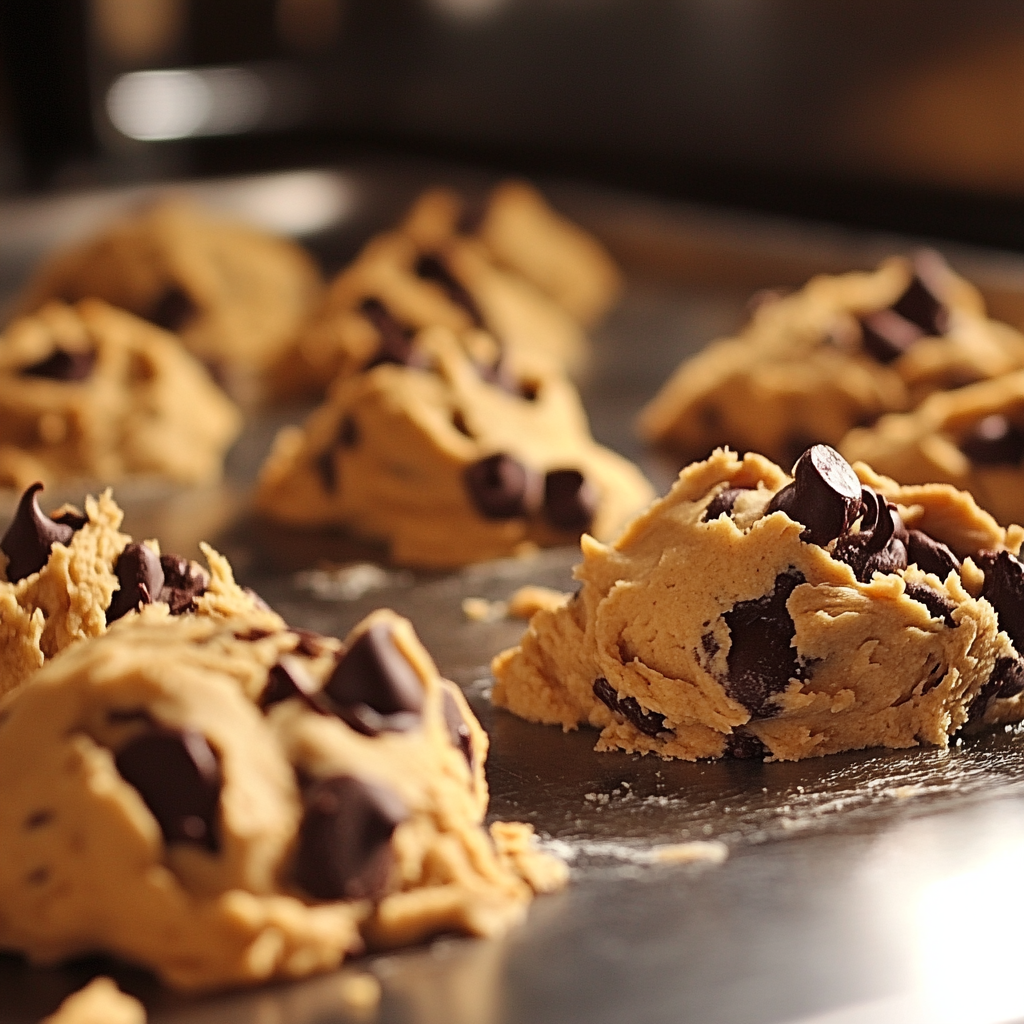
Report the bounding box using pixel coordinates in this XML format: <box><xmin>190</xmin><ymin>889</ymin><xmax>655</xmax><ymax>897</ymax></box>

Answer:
<box><xmin>42</xmin><ymin>978</ymin><xmax>146</xmax><ymax>1024</ymax></box>
<box><xmin>507</xmin><ymin>585</ymin><xmax>570</xmax><ymax>619</ymax></box>
<box><xmin>650</xmin><ymin>841</ymin><xmax>729</xmax><ymax>865</ymax></box>
<box><xmin>462</xmin><ymin>597</ymin><xmax>508</xmax><ymax>623</ymax></box>
<box><xmin>336</xmin><ymin>972</ymin><xmax>382</xmax><ymax>1018</ymax></box>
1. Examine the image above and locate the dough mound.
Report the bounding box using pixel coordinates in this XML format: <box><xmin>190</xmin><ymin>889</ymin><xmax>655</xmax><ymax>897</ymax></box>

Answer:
<box><xmin>841</xmin><ymin>369</ymin><xmax>1024</xmax><ymax>529</ymax></box>
<box><xmin>14</xmin><ymin>198</ymin><xmax>324</xmax><ymax>401</ymax></box>
<box><xmin>0</xmin><ymin>484</ymin><xmax>272</xmax><ymax>699</ymax></box>
<box><xmin>42</xmin><ymin>978</ymin><xmax>145</xmax><ymax>1024</ymax></box>
<box><xmin>0</xmin><ymin>609</ymin><xmax>567</xmax><ymax>991</ymax></box>
<box><xmin>257</xmin><ymin>325</ymin><xmax>654</xmax><ymax>567</ymax></box>
<box><xmin>638</xmin><ymin>252</ymin><xmax>1024</xmax><ymax>467</ymax></box>
<box><xmin>0</xmin><ymin>299</ymin><xmax>241</xmax><ymax>490</ymax></box>
<box><xmin>278</xmin><ymin>181</ymin><xmax>617</xmax><ymax>396</ymax></box>
<box><xmin>492</xmin><ymin>446</ymin><xmax>1024</xmax><ymax>762</ymax></box>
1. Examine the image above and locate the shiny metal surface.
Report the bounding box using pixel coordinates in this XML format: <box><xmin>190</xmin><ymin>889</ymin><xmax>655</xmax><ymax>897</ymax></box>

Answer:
<box><xmin>3</xmin><ymin>169</ymin><xmax>1024</xmax><ymax>1024</ymax></box>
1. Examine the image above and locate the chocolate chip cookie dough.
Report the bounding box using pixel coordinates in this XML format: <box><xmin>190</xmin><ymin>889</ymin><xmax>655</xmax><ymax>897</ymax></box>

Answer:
<box><xmin>638</xmin><ymin>252</ymin><xmax>1024</xmax><ymax>467</ymax></box>
<box><xmin>0</xmin><ymin>299</ymin><xmax>241</xmax><ymax>490</ymax></box>
<box><xmin>492</xmin><ymin>445</ymin><xmax>1024</xmax><ymax>761</ymax></box>
<box><xmin>42</xmin><ymin>978</ymin><xmax>145</xmax><ymax>1024</ymax></box>
<box><xmin>257</xmin><ymin>325</ymin><xmax>654</xmax><ymax>567</ymax></box>
<box><xmin>278</xmin><ymin>187</ymin><xmax>605</xmax><ymax>397</ymax></box>
<box><xmin>0</xmin><ymin>609</ymin><xmax>567</xmax><ymax>991</ymax></box>
<box><xmin>0</xmin><ymin>482</ymin><xmax>271</xmax><ymax>699</ymax></box>
<box><xmin>14</xmin><ymin>198</ymin><xmax>324</xmax><ymax>401</ymax></box>
<box><xmin>841</xmin><ymin>370</ymin><xmax>1024</xmax><ymax>529</ymax></box>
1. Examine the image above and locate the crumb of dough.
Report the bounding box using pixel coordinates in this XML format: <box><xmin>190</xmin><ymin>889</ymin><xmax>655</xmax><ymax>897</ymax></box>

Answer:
<box><xmin>507</xmin><ymin>585</ymin><xmax>569</xmax><ymax>619</ymax></box>
<box><xmin>462</xmin><ymin>597</ymin><xmax>509</xmax><ymax>622</ymax></box>
<box><xmin>336</xmin><ymin>972</ymin><xmax>382</xmax><ymax>1017</ymax></box>
<box><xmin>650</xmin><ymin>841</ymin><xmax>729</xmax><ymax>865</ymax></box>
<box><xmin>42</xmin><ymin>978</ymin><xmax>145</xmax><ymax>1024</ymax></box>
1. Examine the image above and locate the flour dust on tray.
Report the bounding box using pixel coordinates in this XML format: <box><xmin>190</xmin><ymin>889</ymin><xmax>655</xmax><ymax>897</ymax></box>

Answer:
<box><xmin>493</xmin><ymin>445</ymin><xmax>1024</xmax><ymax>761</ymax></box>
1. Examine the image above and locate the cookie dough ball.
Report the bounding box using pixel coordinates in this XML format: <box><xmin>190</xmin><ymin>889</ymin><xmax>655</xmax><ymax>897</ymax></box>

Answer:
<box><xmin>41</xmin><ymin>978</ymin><xmax>145</xmax><ymax>1024</ymax></box>
<box><xmin>492</xmin><ymin>445</ymin><xmax>1024</xmax><ymax>761</ymax></box>
<box><xmin>401</xmin><ymin>180</ymin><xmax>622</xmax><ymax>328</ymax></box>
<box><xmin>0</xmin><ymin>609</ymin><xmax>566</xmax><ymax>991</ymax></box>
<box><xmin>279</xmin><ymin>215</ymin><xmax>587</xmax><ymax>398</ymax></box>
<box><xmin>0</xmin><ymin>483</ymin><xmax>273</xmax><ymax>698</ymax></box>
<box><xmin>0</xmin><ymin>299</ymin><xmax>241</xmax><ymax>490</ymax></box>
<box><xmin>841</xmin><ymin>371</ymin><xmax>1024</xmax><ymax>529</ymax></box>
<box><xmin>14</xmin><ymin>199</ymin><xmax>324</xmax><ymax>401</ymax></box>
<box><xmin>638</xmin><ymin>252</ymin><xmax>1024</xmax><ymax>467</ymax></box>
<box><xmin>257</xmin><ymin>325</ymin><xmax>654</xmax><ymax>567</ymax></box>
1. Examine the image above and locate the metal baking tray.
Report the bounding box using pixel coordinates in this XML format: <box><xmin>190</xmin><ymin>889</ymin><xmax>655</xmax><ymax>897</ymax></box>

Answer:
<box><xmin>3</xmin><ymin>163</ymin><xmax>1024</xmax><ymax>1024</ymax></box>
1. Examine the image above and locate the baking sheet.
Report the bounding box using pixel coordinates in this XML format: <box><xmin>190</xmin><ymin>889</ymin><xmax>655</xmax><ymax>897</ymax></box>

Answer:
<box><xmin>3</xmin><ymin>165</ymin><xmax>1024</xmax><ymax>1024</ymax></box>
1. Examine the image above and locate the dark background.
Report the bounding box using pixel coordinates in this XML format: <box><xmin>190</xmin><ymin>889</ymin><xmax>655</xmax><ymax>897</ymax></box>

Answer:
<box><xmin>3</xmin><ymin>1</ymin><xmax>1024</xmax><ymax>247</ymax></box>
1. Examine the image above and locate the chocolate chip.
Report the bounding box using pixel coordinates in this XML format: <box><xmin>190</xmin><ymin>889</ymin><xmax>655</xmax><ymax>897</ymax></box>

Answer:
<box><xmin>704</xmin><ymin>487</ymin><xmax>750</xmax><ymax>522</ymax></box>
<box><xmin>295</xmin><ymin>775</ymin><xmax>406</xmax><ymax>901</ymax></box>
<box><xmin>106</xmin><ymin>543</ymin><xmax>165</xmax><ymax>623</ymax></box>
<box><xmin>592</xmin><ymin>677</ymin><xmax>673</xmax><ymax>738</ymax></box>
<box><xmin>959</xmin><ymin>415</ymin><xmax>1024</xmax><ymax>466</ymax></box>
<box><xmin>149</xmin><ymin>286</ymin><xmax>197</xmax><ymax>332</ymax></box>
<box><xmin>701</xmin><ymin>632</ymin><xmax>720</xmax><ymax>658</ymax></box>
<box><xmin>157</xmin><ymin>554</ymin><xmax>208</xmax><ymax>615</ymax></box>
<box><xmin>860</xmin><ymin>309</ymin><xmax>924</xmax><ymax>364</ymax></box>
<box><xmin>21</xmin><ymin>347</ymin><xmax>97</xmax><ymax>382</ymax></box>
<box><xmin>543</xmin><ymin>469</ymin><xmax>597</xmax><ymax>533</ymax></box>
<box><xmin>723</xmin><ymin>570</ymin><xmax>808</xmax><ymax>717</ymax></box>
<box><xmin>992</xmin><ymin>655</ymin><xmax>1024</xmax><ymax>700</ymax></box>
<box><xmin>115</xmin><ymin>729</ymin><xmax>221</xmax><ymax>852</ymax></box>
<box><xmin>904</xmin><ymin>582</ymin><xmax>956</xmax><ymax>627</ymax></box>
<box><xmin>464</xmin><ymin>453</ymin><xmax>540</xmax><ymax>520</ymax></box>
<box><xmin>907</xmin><ymin>530</ymin><xmax>960</xmax><ymax>579</ymax></box>
<box><xmin>1</xmin><ymin>483</ymin><xmax>76</xmax><ymax>583</ymax></box>
<box><xmin>361</xmin><ymin>297</ymin><xmax>415</xmax><ymax>368</ymax></box>
<box><xmin>260</xmin><ymin>655</ymin><xmax>330</xmax><ymax>715</ymax></box>
<box><xmin>766</xmin><ymin>445</ymin><xmax>862</xmax><ymax>546</ymax></box>
<box><xmin>832</xmin><ymin>488</ymin><xmax>909</xmax><ymax>582</ymax></box>
<box><xmin>441</xmin><ymin>686</ymin><xmax>474</xmax><ymax>769</ymax></box>
<box><xmin>50</xmin><ymin>508</ymin><xmax>88</xmax><ymax>531</ymax></box>
<box><xmin>415</xmin><ymin>252</ymin><xmax>485</xmax><ymax>327</ymax></box>
<box><xmin>977</xmin><ymin>549</ymin><xmax>1024</xmax><ymax>651</ymax></box>
<box><xmin>724</xmin><ymin>730</ymin><xmax>769</xmax><ymax>760</ymax></box>
<box><xmin>292</xmin><ymin>628</ymin><xmax>328</xmax><ymax>658</ymax></box>
<box><xmin>322</xmin><ymin>624</ymin><xmax>425</xmax><ymax>736</ymax></box>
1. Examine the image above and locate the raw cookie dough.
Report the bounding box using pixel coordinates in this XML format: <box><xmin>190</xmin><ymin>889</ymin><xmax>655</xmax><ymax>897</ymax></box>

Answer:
<box><xmin>0</xmin><ymin>482</ymin><xmax>272</xmax><ymax>698</ymax></box>
<box><xmin>42</xmin><ymin>978</ymin><xmax>145</xmax><ymax>1024</ymax></box>
<box><xmin>257</xmin><ymin>325</ymin><xmax>654</xmax><ymax>567</ymax></box>
<box><xmin>14</xmin><ymin>198</ymin><xmax>324</xmax><ymax>401</ymax></box>
<box><xmin>638</xmin><ymin>252</ymin><xmax>1024</xmax><ymax>467</ymax></box>
<box><xmin>492</xmin><ymin>445</ymin><xmax>1024</xmax><ymax>761</ymax></box>
<box><xmin>278</xmin><ymin>190</ymin><xmax>595</xmax><ymax>397</ymax></box>
<box><xmin>841</xmin><ymin>369</ymin><xmax>1024</xmax><ymax>529</ymax></box>
<box><xmin>0</xmin><ymin>299</ymin><xmax>241</xmax><ymax>490</ymax></box>
<box><xmin>400</xmin><ymin>180</ymin><xmax>622</xmax><ymax>328</ymax></box>
<box><xmin>0</xmin><ymin>608</ymin><xmax>567</xmax><ymax>991</ymax></box>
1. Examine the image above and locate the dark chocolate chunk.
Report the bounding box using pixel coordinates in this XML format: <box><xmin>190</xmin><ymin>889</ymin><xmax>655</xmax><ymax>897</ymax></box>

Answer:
<box><xmin>766</xmin><ymin>445</ymin><xmax>862</xmax><ymax>546</ymax></box>
<box><xmin>907</xmin><ymin>530</ymin><xmax>960</xmax><ymax>579</ymax></box>
<box><xmin>158</xmin><ymin>554</ymin><xmax>208</xmax><ymax>615</ymax></box>
<box><xmin>701</xmin><ymin>632</ymin><xmax>720</xmax><ymax>658</ymax></box>
<box><xmin>322</xmin><ymin>624</ymin><xmax>425</xmax><ymax>736</ymax></box>
<box><xmin>361</xmin><ymin>297</ymin><xmax>415</xmax><ymax>368</ymax></box>
<box><xmin>832</xmin><ymin>488</ymin><xmax>909</xmax><ymax>582</ymax></box>
<box><xmin>464</xmin><ymin>453</ymin><xmax>540</xmax><ymax>520</ymax></box>
<box><xmin>977</xmin><ymin>549</ymin><xmax>1024</xmax><ymax>650</ymax></box>
<box><xmin>903</xmin><ymin>582</ymin><xmax>957</xmax><ymax>627</ymax></box>
<box><xmin>50</xmin><ymin>508</ymin><xmax>88</xmax><ymax>531</ymax></box>
<box><xmin>860</xmin><ymin>309</ymin><xmax>925</xmax><ymax>364</ymax></box>
<box><xmin>543</xmin><ymin>469</ymin><xmax>596</xmax><ymax>533</ymax></box>
<box><xmin>292</xmin><ymin>628</ymin><xmax>328</xmax><ymax>658</ymax></box>
<box><xmin>1</xmin><ymin>483</ymin><xmax>76</xmax><ymax>583</ymax></box>
<box><xmin>21</xmin><ymin>347</ymin><xmax>97</xmax><ymax>382</ymax></box>
<box><xmin>703</xmin><ymin>487</ymin><xmax>750</xmax><ymax>522</ymax></box>
<box><xmin>592</xmin><ymin>677</ymin><xmax>673</xmax><ymax>738</ymax></box>
<box><xmin>992</xmin><ymin>655</ymin><xmax>1024</xmax><ymax>700</ymax></box>
<box><xmin>723</xmin><ymin>570</ymin><xmax>808</xmax><ymax>717</ymax></box>
<box><xmin>294</xmin><ymin>775</ymin><xmax>407</xmax><ymax>901</ymax></box>
<box><xmin>260</xmin><ymin>655</ymin><xmax>330</xmax><ymax>715</ymax></box>
<box><xmin>415</xmin><ymin>252</ymin><xmax>485</xmax><ymax>327</ymax></box>
<box><xmin>106</xmin><ymin>543</ymin><xmax>165</xmax><ymax>623</ymax></box>
<box><xmin>724</xmin><ymin>730</ymin><xmax>769</xmax><ymax>760</ymax></box>
<box><xmin>441</xmin><ymin>687</ymin><xmax>474</xmax><ymax>770</ymax></box>
<box><xmin>149</xmin><ymin>286</ymin><xmax>198</xmax><ymax>332</ymax></box>
<box><xmin>114</xmin><ymin>729</ymin><xmax>221</xmax><ymax>852</ymax></box>
<box><xmin>893</xmin><ymin>251</ymin><xmax>951</xmax><ymax>336</ymax></box>
<box><xmin>959</xmin><ymin>414</ymin><xmax>1024</xmax><ymax>466</ymax></box>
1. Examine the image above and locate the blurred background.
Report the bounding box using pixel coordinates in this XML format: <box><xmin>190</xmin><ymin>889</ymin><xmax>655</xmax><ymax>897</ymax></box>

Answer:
<box><xmin>2</xmin><ymin>1</ymin><xmax>1024</xmax><ymax>247</ymax></box>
